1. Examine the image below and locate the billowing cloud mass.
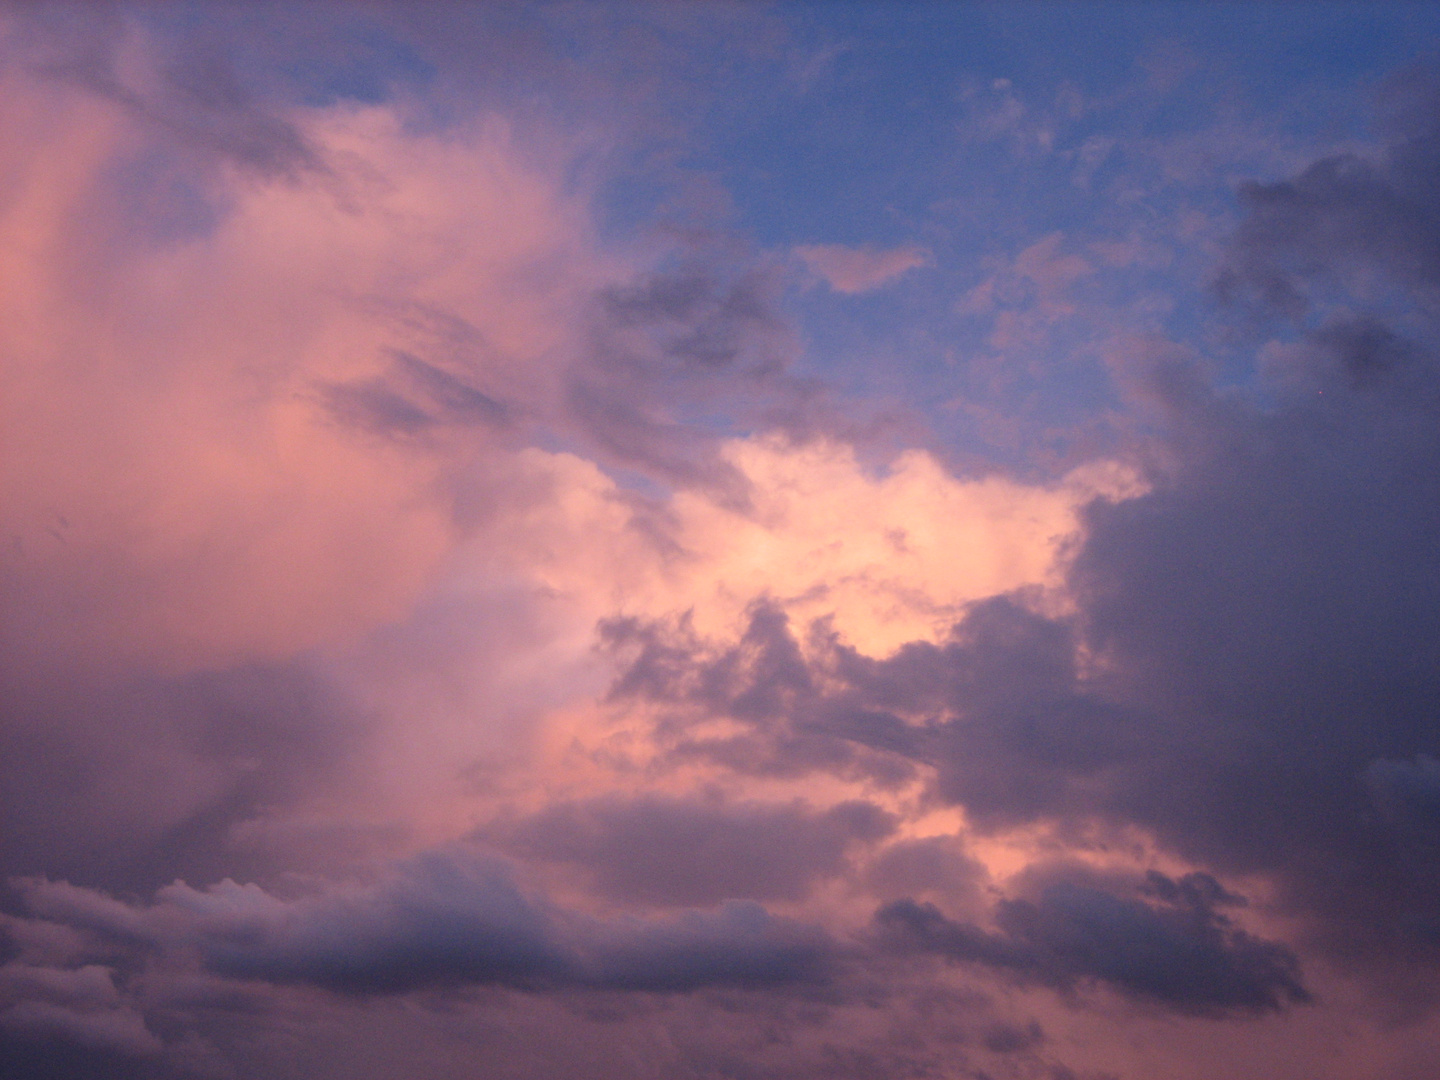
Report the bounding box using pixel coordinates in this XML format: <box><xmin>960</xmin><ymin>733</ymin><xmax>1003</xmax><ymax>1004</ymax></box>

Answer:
<box><xmin>4</xmin><ymin>5</ymin><xmax>1440</xmax><ymax>1080</ymax></box>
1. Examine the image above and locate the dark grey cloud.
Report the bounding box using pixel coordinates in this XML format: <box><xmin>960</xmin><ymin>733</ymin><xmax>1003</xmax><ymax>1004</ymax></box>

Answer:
<box><xmin>602</xmin><ymin>595</ymin><xmax>1138</xmax><ymax>822</ymax></box>
<box><xmin>1066</xmin><ymin>87</ymin><xmax>1440</xmax><ymax>966</ymax></box>
<box><xmin>600</xmin><ymin>603</ymin><xmax>926</xmax><ymax>787</ymax></box>
<box><xmin>876</xmin><ymin>871</ymin><xmax>1309</xmax><ymax>1016</ymax></box>
<box><xmin>1216</xmin><ymin>65</ymin><xmax>1440</xmax><ymax>318</ymax></box>
<box><xmin>6</xmin><ymin>850</ymin><xmax>837</xmax><ymax>999</ymax></box>
<box><xmin>0</xmin><ymin>878</ymin><xmax>1046</xmax><ymax>1080</ymax></box>
<box><xmin>605</xmin><ymin>596</ymin><xmax>1322</xmax><ymax>1020</ymax></box>
<box><xmin>189</xmin><ymin>854</ymin><xmax>567</xmax><ymax>995</ymax></box>
<box><xmin>580</xmin><ymin>899</ymin><xmax>835</xmax><ymax>993</ymax></box>
<box><xmin>490</xmin><ymin>793</ymin><xmax>894</xmax><ymax>906</ymax></box>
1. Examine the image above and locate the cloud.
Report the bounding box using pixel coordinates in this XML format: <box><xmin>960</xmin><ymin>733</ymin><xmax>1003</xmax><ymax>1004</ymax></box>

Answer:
<box><xmin>641</xmin><ymin>439</ymin><xmax>1133</xmax><ymax>654</ymax></box>
<box><xmin>0</xmin><ymin>49</ymin><xmax>599</xmax><ymax>676</ymax></box>
<box><xmin>1215</xmin><ymin>65</ymin><xmax>1440</xmax><ymax>318</ymax></box>
<box><xmin>12</xmin><ymin>9</ymin><xmax>323</xmax><ymax>181</ymax></box>
<box><xmin>569</xmin><ymin>256</ymin><xmax>819</xmax><ymax>493</ymax></box>
<box><xmin>601</xmin><ymin>600</ymin><xmax>921</xmax><ymax>785</ymax></box>
<box><xmin>606</xmin><ymin>228</ymin><xmax>1440</xmax><ymax>981</ymax></box>
<box><xmin>491</xmin><ymin>793</ymin><xmax>894</xmax><ymax>905</ymax></box>
<box><xmin>0</xmin><ymin>861</ymin><xmax>1047</xmax><ymax>1080</ymax></box>
<box><xmin>588</xmin><ymin>74</ymin><xmax>1440</xmax><ymax>1014</ymax></box>
<box><xmin>0</xmin><ymin>11</ymin><xmax>870</xmax><ymax>910</ymax></box>
<box><xmin>6</xmin><ymin>8</ymin><xmax>1440</xmax><ymax>1079</ymax></box>
<box><xmin>861</xmin><ymin>836</ymin><xmax>990</xmax><ymax>909</ymax></box>
<box><xmin>0</xmin><ymin>18</ymin><xmax>837</xmax><ymax>685</ymax></box>
<box><xmin>8</xmin><ymin>850</ymin><xmax>838</xmax><ymax>998</ymax></box>
<box><xmin>0</xmin><ymin>963</ymin><xmax>161</xmax><ymax>1064</ymax></box>
<box><xmin>876</xmin><ymin>871</ymin><xmax>1310</xmax><ymax>1016</ymax></box>
<box><xmin>600</xmin><ymin>594</ymin><xmax>1133</xmax><ymax>808</ymax></box>
<box><xmin>795</xmin><ymin>243</ymin><xmax>929</xmax><ymax>294</ymax></box>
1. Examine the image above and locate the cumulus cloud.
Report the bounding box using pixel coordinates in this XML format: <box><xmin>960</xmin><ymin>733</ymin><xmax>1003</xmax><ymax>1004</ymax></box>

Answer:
<box><xmin>609</xmin><ymin>173</ymin><xmax>1440</xmax><ymax>978</ymax></box>
<box><xmin>0</xmin><ymin>46</ymin><xmax>594</xmax><ymax>675</ymax></box>
<box><xmin>0</xmin><ymin>9</ymin><xmax>875</xmax><ymax>905</ymax></box>
<box><xmin>0</xmin><ymin>14</ymin><xmax>838</xmax><ymax>685</ymax></box>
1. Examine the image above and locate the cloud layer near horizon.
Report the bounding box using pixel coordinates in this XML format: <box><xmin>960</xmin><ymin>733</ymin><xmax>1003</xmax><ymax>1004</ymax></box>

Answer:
<box><xmin>4</xmin><ymin>7</ymin><xmax>1440</xmax><ymax>1080</ymax></box>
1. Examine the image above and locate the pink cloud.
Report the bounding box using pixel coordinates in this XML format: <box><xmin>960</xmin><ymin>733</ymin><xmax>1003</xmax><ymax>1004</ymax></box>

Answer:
<box><xmin>795</xmin><ymin>242</ymin><xmax>929</xmax><ymax>293</ymax></box>
<box><xmin>0</xmin><ymin>48</ymin><xmax>618</xmax><ymax>677</ymax></box>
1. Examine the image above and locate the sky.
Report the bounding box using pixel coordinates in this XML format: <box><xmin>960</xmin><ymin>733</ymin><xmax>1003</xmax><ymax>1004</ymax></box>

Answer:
<box><xmin>3</xmin><ymin>3</ymin><xmax>1440</xmax><ymax>1078</ymax></box>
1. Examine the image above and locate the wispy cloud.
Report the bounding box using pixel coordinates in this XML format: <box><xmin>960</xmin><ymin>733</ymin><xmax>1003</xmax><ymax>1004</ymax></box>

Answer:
<box><xmin>795</xmin><ymin>243</ymin><xmax>930</xmax><ymax>294</ymax></box>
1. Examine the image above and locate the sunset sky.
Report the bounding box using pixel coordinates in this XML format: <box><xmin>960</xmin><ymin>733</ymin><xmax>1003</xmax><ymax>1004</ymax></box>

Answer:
<box><xmin>4</xmin><ymin>4</ymin><xmax>1440</xmax><ymax>1078</ymax></box>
